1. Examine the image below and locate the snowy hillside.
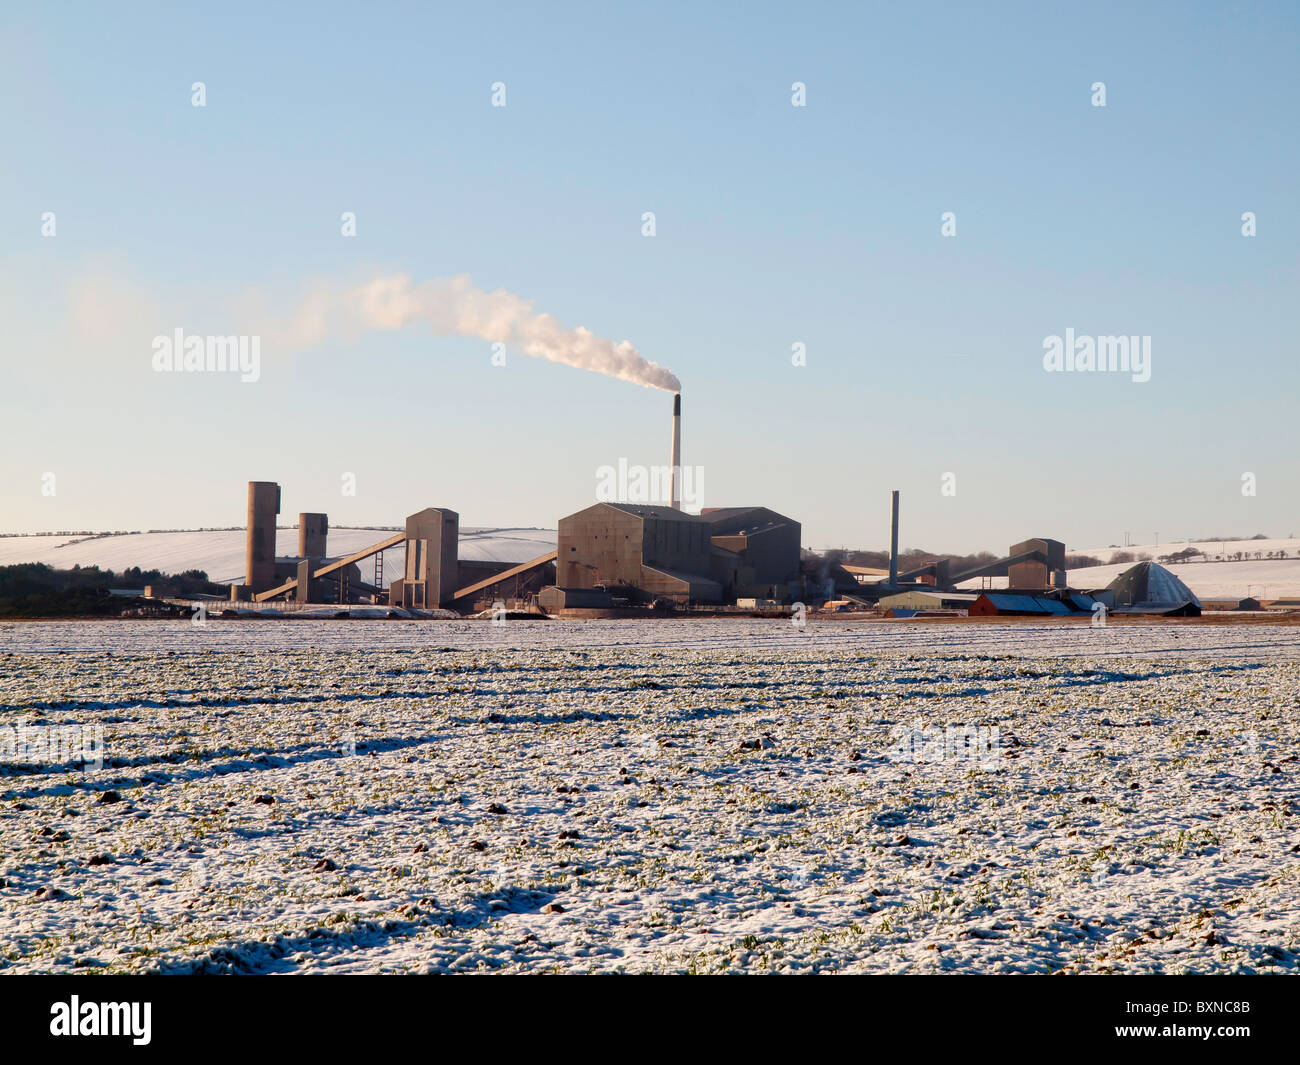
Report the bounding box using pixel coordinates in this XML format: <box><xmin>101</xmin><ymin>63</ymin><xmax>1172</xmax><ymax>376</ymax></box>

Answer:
<box><xmin>1075</xmin><ymin>537</ymin><xmax>1300</xmax><ymax>565</ymax></box>
<box><xmin>1064</xmin><ymin>559</ymin><xmax>1300</xmax><ymax>602</ymax></box>
<box><xmin>1069</xmin><ymin>537</ymin><xmax>1300</xmax><ymax>601</ymax></box>
<box><xmin>0</xmin><ymin>528</ymin><xmax>557</xmax><ymax>586</ymax></box>
<box><xmin>954</xmin><ymin>536</ymin><xmax>1300</xmax><ymax>601</ymax></box>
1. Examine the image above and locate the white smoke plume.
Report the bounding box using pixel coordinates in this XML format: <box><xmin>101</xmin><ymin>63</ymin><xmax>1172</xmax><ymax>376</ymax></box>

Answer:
<box><xmin>281</xmin><ymin>273</ymin><xmax>680</xmax><ymax>392</ymax></box>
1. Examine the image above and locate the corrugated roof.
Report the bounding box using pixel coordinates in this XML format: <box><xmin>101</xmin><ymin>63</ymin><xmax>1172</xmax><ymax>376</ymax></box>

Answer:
<box><xmin>981</xmin><ymin>593</ymin><xmax>1071</xmax><ymax>614</ymax></box>
<box><xmin>598</xmin><ymin>502</ymin><xmax>706</xmax><ymax>523</ymax></box>
<box><xmin>1106</xmin><ymin>562</ymin><xmax>1202</xmax><ymax>609</ymax></box>
<box><xmin>699</xmin><ymin>506</ymin><xmax>796</xmax><ymax>535</ymax></box>
<box><xmin>641</xmin><ymin>565</ymin><xmax>722</xmax><ymax>594</ymax></box>
<box><xmin>1114</xmin><ymin>600</ymin><xmax>1201</xmax><ymax>616</ymax></box>
<box><xmin>879</xmin><ymin>591</ymin><xmax>977</xmax><ymax>607</ymax></box>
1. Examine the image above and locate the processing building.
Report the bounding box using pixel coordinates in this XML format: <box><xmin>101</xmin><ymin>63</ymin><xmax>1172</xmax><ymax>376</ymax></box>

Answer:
<box><xmin>236</xmin><ymin>482</ymin><xmax>366</xmax><ymax>602</ymax></box>
<box><xmin>389</xmin><ymin>507</ymin><xmax>460</xmax><ymax>609</ymax></box>
<box><xmin>551</xmin><ymin>501</ymin><xmax>802</xmax><ymax>606</ymax></box>
<box><xmin>555</xmin><ymin>502</ymin><xmax>722</xmax><ymax>604</ymax></box>
<box><xmin>701</xmin><ymin>507</ymin><xmax>803</xmax><ymax>602</ymax></box>
<box><xmin>237</xmin><ymin>483</ymin><xmax>556</xmax><ymax>610</ymax></box>
<box><xmin>1104</xmin><ymin>561</ymin><xmax>1202</xmax><ymax>616</ymax></box>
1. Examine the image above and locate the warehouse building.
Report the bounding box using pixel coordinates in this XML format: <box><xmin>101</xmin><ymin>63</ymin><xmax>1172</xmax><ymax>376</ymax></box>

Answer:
<box><xmin>878</xmin><ymin>590</ymin><xmax>978</xmax><ymax>612</ymax></box>
<box><xmin>555</xmin><ymin>502</ymin><xmax>722</xmax><ymax>604</ymax></box>
<box><xmin>552</xmin><ymin>501</ymin><xmax>803</xmax><ymax>606</ymax></box>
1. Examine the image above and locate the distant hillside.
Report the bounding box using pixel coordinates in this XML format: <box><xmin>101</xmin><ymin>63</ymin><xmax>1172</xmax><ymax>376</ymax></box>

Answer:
<box><xmin>0</xmin><ymin>527</ymin><xmax>557</xmax><ymax>586</ymax></box>
<box><xmin>951</xmin><ymin>536</ymin><xmax>1300</xmax><ymax>600</ymax></box>
<box><xmin>1075</xmin><ymin>536</ymin><xmax>1298</xmax><ymax>566</ymax></box>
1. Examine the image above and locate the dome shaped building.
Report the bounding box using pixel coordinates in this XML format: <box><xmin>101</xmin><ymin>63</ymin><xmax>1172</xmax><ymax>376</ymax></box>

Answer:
<box><xmin>1105</xmin><ymin>561</ymin><xmax>1202</xmax><ymax>616</ymax></box>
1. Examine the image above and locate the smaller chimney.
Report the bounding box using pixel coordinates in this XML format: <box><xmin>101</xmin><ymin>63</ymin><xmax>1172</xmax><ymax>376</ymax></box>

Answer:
<box><xmin>298</xmin><ymin>513</ymin><xmax>328</xmax><ymax>559</ymax></box>
<box><xmin>669</xmin><ymin>392</ymin><xmax>682</xmax><ymax>510</ymax></box>
<box><xmin>888</xmin><ymin>490</ymin><xmax>899</xmax><ymax>585</ymax></box>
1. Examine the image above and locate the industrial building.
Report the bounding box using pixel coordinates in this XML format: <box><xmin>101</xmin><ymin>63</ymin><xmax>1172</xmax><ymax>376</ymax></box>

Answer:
<box><xmin>198</xmin><ymin>473</ymin><xmax>1212</xmax><ymax>622</ymax></box>
<box><xmin>531</xmin><ymin>394</ymin><xmax>806</xmax><ymax>610</ymax></box>
<box><xmin>970</xmin><ymin>593</ymin><xmax>1074</xmax><ymax>617</ymax></box>
<box><xmin>236</xmin><ymin>481</ymin><xmax>366</xmax><ymax>603</ymax></box>
<box><xmin>223</xmin><ymin>396</ymin><xmax>1169</xmax><ymax>622</ymax></box>
<box><xmin>244</xmin><ymin>481</ymin><xmax>280</xmax><ymax>593</ymax></box>
<box><xmin>878</xmin><ymin>590</ymin><xmax>978</xmax><ymax>613</ymax></box>
<box><xmin>555</xmin><ymin>502</ymin><xmax>723</xmax><ymax>605</ymax></box>
<box><xmin>1104</xmin><ymin>561</ymin><xmax>1202</xmax><ymax>616</ymax></box>
<box><xmin>390</xmin><ymin>507</ymin><xmax>460</xmax><ymax>609</ymax></box>
<box><xmin>236</xmin><ymin>482</ymin><xmax>556</xmax><ymax>612</ymax></box>
<box><xmin>702</xmin><ymin>507</ymin><xmax>803</xmax><ymax>602</ymax></box>
<box><xmin>549</xmin><ymin>501</ymin><xmax>803</xmax><ymax>607</ymax></box>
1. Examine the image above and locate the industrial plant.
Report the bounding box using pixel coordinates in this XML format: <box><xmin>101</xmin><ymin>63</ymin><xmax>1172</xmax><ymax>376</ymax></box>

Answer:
<box><xmin>205</xmin><ymin>392</ymin><xmax>1202</xmax><ymax>620</ymax></box>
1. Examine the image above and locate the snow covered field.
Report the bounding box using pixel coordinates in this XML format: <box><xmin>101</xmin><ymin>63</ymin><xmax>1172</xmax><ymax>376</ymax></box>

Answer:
<box><xmin>2</xmin><ymin>619</ymin><xmax>1298</xmax><ymax>974</ymax></box>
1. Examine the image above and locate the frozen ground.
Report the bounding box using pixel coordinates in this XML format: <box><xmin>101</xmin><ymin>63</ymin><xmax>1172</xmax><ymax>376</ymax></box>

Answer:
<box><xmin>1</xmin><ymin>618</ymin><xmax>1298</xmax><ymax>974</ymax></box>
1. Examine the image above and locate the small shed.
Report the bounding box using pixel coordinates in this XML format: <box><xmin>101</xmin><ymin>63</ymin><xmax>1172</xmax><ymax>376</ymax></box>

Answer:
<box><xmin>537</xmin><ymin>586</ymin><xmax>613</xmax><ymax>612</ymax></box>
<box><xmin>878</xmin><ymin>590</ymin><xmax>977</xmax><ymax>612</ymax></box>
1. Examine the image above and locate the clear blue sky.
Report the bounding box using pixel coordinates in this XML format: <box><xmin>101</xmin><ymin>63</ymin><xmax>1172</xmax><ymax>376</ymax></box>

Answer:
<box><xmin>2</xmin><ymin>1</ymin><xmax>1297</xmax><ymax>553</ymax></box>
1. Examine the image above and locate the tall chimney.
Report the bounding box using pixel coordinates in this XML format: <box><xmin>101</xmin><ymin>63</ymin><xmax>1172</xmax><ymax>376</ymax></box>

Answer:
<box><xmin>888</xmin><ymin>490</ymin><xmax>899</xmax><ymax>586</ymax></box>
<box><xmin>669</xmin><ymin>392</ymin><xmax>682</xmax><ymax>510</ymax></box>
